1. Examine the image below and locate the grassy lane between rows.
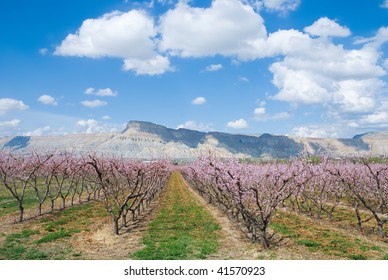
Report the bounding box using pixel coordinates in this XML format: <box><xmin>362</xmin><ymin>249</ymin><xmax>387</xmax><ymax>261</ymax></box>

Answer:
<box><xmin>131</xmin><ymin>171</ymin><xmax>221</xmax><ymax>260</ymax></box>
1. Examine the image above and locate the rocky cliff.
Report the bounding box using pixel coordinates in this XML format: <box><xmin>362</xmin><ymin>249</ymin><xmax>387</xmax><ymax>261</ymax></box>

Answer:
<box><xmin>1</xmin><ymin>121</ymin><xmax>387</xmax><ymax>159</ymax></box>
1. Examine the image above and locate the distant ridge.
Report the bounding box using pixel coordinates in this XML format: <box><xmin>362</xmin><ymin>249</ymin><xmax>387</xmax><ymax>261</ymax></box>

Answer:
<box><xmin>1</xmin><ymin>120</ymin><xmax>387</xmax><ymax>159</ymax></box>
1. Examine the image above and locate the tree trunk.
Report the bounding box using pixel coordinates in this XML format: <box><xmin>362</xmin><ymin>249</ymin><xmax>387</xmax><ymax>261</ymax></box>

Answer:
<box><xmin>18</xmin><ymin>202</ymin><xmax>24</xmax><ymax>223</ymax></box>
<box><xmin>377</xmin><ymin>221</ymin><xmax>384</xmax><ymax>238</ymax></box>
<box><xmin>50</xmin><ymin>200</ymin><xmax>55</xmax><ymax>212</ymax></box>
<box><xmin>259</xmin><ymin>230</ymin><xmax>270</xmax><ymax>249</ymax></box>
<box><xmin>113</xmin><ymin>218</ymin><xmax>119</xmax><ymax>235</ymax></box>
<box><xmin>38</xmin><ymin>203</ymin><xmax>42</xmax><ymax>216</ymax></box>
<box><xmin>122</xmin><ymin>214</ymin><xmax>127</xmax><ymax>228</ymax></box>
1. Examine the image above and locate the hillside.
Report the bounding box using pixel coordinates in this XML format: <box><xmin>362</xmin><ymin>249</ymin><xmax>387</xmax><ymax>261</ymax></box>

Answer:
<box><xmin>1</xmin><ymin>120</ymin><xmax>387</xmax><ymax>159</ymax></box>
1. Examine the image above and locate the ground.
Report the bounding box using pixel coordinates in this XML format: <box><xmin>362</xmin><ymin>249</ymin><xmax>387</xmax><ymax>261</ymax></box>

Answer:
<box><xmin>0</xmin><ymin>172</ymin><xmax>387</xmax><ymax>260</ymax></box>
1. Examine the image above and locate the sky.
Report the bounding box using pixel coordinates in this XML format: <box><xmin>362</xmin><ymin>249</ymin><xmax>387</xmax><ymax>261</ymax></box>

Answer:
<box><xmin>0</xmin><ymin>0</ymin><xmax>387</xmax><ymax>138</ymax></box>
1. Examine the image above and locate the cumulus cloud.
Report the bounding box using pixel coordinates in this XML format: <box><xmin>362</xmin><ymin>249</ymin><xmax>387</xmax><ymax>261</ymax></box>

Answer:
<box><xmin>24</xmin><ymin>126</ymin><xmax>51</xmax><ymax>137</ymax></box>
<box><xmin>384</xmin><ymin>58</ymin><xmax>388</xmax><ymax>70</ymax></box>
<box><xmin>227</xmin><ymin>118</ymin><xmax>248</xmax><ymax>129</ymax></box>
<box><xmin>261</xmin><ymin>0</ymin><xmax>300</xmax><ymax>13</ymax></box>
<box><xmin>123</xmin><ymin>55</ymin><xmax>173</xmax><ymax>75</ymax></box>
<box><xmin>76</xmin><ymin>119</ymin><xmax>100</xmax><ymax>134</ymax></box>
<box><xmin>359</xmin><ymin>112</ymin><xmax>388</xmax><ymax>128</ymax></box>
<box><xmin>38</xmin><ymin>95</ymin><xmax>58</xmax><ymax>106</ymax></box>
<box><xmin>81</xmin><ymin>99</ymin><xmax>107</xmax><ymax>108</ymax></box>
<box><xmin>268</xmin><ymin>22</ymin><xmax>387</xmax><ymax>117</ymax></box>
<box><xmin>159</xmin><ymin>0</ymin><xmax>267</xmax><ymax>59</ymax></box>
<box><xmin>39</xmin><ymin>48</ymin><xmax>48</xmax><ymax>55</ymax></box>
<box><xmin>254</xmin><ymin>107</ymin><xmax>291</xmax><ymax>121</ymax></box>
<box><xmin>55</xmin><ymin>10</ymin><xmax>171</xmax><ymax>75</ymax></box>
<box><xmin>75</xmin><ymin>119</ymin><xmax>121</xmax><ymax>134</ymax></box>
<box><xmin>0</xmin><ymin>119</ymin><xmax>21</xmax><ymax>127</ymax></box>
<box><xmin>291</xmin><ymin>126</ymin><xmax>339</xmax><ymax>138</ymax></box>
<box><xmin>102</xmin><ymin>115</ymin><xmax>112</xmax><ymax>120</ymax></box>
<box><xmin>192</xmin><ymin>97</ymin><xmax>207</xmax><ymax>105</ymax></box>
<box><xmin>354</xmin><ymin>26</ymin><xmax>388</xmax><ymax>48</ymax></box>
<box><xmin>239</xmin><ymin>76</ymin><xmax>249</xmax><ymax>82</ymax></box>
<box><xmin>84</xmin><ymin>87</ymin><xmax>118</xmax><ymax>97</ymax></box>
<box><xmin>254</xmin><ymin>107</ymin><xmax>266</xmax><ymax>116</ymax></box>
<box><xmin>55</xmin><ymin>10</ymin><xmax>155</xmax><ymax>59</ymax></box>
<box><xmin>0</xmin><ymin>98</ymin><xmax>29</xmax><ymax>115</ymax></box>
<box><xmin>304</xmin><ymin>17</ymin><xmax>351</xmax><ymax>38</ymax></box>
<box><xmin>203</xmin><ymin>64</ymin><xmax>223</xmax><ymax>72</ymax></box>
<box><xmin>177</xmin><ymin>120</ymin><xmax>214</xmax><ymax>131</ymax></box>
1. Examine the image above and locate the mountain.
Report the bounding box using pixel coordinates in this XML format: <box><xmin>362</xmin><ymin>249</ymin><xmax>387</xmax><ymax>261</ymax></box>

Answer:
<box><xmin>1</xmin><ymin>120</ymin><xmax>387</xmax><ymax>159</ymax></box>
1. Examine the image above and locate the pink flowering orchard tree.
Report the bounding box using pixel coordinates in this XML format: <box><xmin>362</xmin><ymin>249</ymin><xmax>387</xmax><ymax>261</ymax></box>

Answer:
<box><xmin>330</xmin><ymin>159</ymin><xmax>388</xmax><ymax>238</ymax></box>
<box><xmin>184</xmin><ymin>155</ymin><xmax>309</xmax><ymax>248</ymax></box>
<box><xmin>0</xmin><ymin>151</ymin><xmax>50</xmax><ymax>222</ymax></box>
<box><xmin>86</xmin><ymin>154</ymin><xmax>170</xmax><ymax>235</ymax></box>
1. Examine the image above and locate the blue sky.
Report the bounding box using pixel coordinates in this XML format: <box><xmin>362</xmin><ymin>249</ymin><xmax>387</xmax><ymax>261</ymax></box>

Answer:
<box><xmin>0</xmin><ymin>0</ymin><xmax>387</xmax><ymax>138</ymax></box>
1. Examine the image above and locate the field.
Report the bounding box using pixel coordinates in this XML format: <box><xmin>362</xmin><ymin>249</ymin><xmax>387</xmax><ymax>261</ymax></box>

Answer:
<box><xmin>0</xmin><ymin>152</ymin><xmax>387</xmax><ymax>260</ymax></box>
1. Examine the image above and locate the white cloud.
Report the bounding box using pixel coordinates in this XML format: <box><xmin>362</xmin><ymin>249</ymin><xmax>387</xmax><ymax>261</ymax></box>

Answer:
<box><xmin>81</xmin><ymin>99</ymin><xmax>107</xmax><ymax>108</ymax></box>
<box><xmin>55</xmin><ymin>10</ymin><xmax>156</xmax><ymax>59</ymax></box>
<box><xmin>331</xmin><ymin>79</ymin><xmax>384</xmax><ymax>114</ymax></box>
<box><xmin>84</xmin><ymin>87</ymin><xmax>117</xmax><ymax>97</ymax></box>
<box><xmin>0</xmin><ymin>98</ymin><xmax>29</xmax><ymax>115</ymax></box>
<box><xmin>192</xmin><ymin>97</ymin><xmax>207</xmax><ymax>105</ymax></box>
<box><xmin>355</xmin><ymin>110</ymin><xmax>388</xmax><ymax>129</ymax></box>
<box><xmin>38</xmin><ymin>95</ymin><xmax>58</xmax><ymax>106</ymax></box>
<box><xmin>123</xmin><ymin>55</ymin><xmax>173</xmax><ymax>75</ymax></box>
<box><xmin>291</xmin><ymin>126</ymin><xmax>339</xmax><ymax>138</ymax></box>
<box><xmin>239</xmin><ymin>76</ymin><xmax>249</xmax><ymax>82</ymax></box>
<box><xmin>304</xmin><ymin>17</ymin><xmax>351</xmax><ymax>38</ymax></box>
<box><xmin>177</xmin><ymin>121</ymin><xmax>214</xmax><ymax>131</ymax></box>
<box><xmin>270</xmin><ymin>61</ymin><xmax>330</xmax><ymax>105</ymax></box>
<box><xmin>354</xmin><ymin>26</ymin><xmax>388</xmax><ymax>48</ymax></box>
<box><xmin>227</xmin><ymin>118</ymin><xmax>248</xmax><ymax>129</ymax></box>
<box><xmin>261</xmin><ymin>0</ymin><xmax>300</xmax><ymax>13</ymax></box>
<box><xmin>85</xmin><ymin>87</ymin><xmax>95</xmax><ymax>94</ymax></box>
<box><xmin>102</xmin><ymin>115</ymin><xmax>112</xmax><ymax>120</ymax></box>
<box><xmin>75</xmin><ymin>119</ymin><xmax>120</xmax><ymax>134</ymax></box>
<box><xmin>203</xmin><ymin>64</ymin><xmax>223</xmax><ymax>72</ymax></box>
<box><xmin>254</xmin><ymin>107</ymin><xmax>266</xmax><ymax>116</ymax></box>
<box><xmin>55</xmin><ymin>10</ymin><xmax>171</xmax><ymax>75</ymax></box>
<box><xmin>76</xmin><ymin>119</ymin><xmax>101</xmax><ymax>134</ymax></box>
<box><xmin>384</xmin><ymin>58</ymin><xmax>388</xmax><ymax>70</ymax></box>
<box><xmin>159</xmin><ymin>0</ymin><xmax>267</xmax><ymax>59</ymax></box>
<box><xmin>39</xmin><ymin>48</ymin><xmax>48</xmax><ymax>55</ymax></box>
<box><xmin>0</xmin><ymin>119</ymin><xmax>21</xmax><ymax>128</ymax></box>
<box><xmin>268</xmin><ymin>26</ymin><xmax>387</xmax><ymax>117</ymax></box>
<box><xmin>381</xmin><ymin>0</ymin><xmax>388</xmax><ymax>8</ymax></box>
<box><xmin>24</xmin><ymin>126</ymin><xmax>51</xmax><ymax>136</ymax></box>
<box><xmin>253</xmin><ymin>107</ymin><xmax>291</xmax><ymax>121</ymax></box>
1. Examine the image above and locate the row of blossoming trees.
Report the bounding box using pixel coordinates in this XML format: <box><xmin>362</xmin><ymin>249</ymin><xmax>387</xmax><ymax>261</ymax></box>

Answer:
<box><xmin>182</xmin><ymin>155</ymin><xmax>388</xmax><ymax>248</ymax></box>
<box><xmin>0</xmin><ymin>151</ymin><xmax>171</xmax><ymax>235</ymax></box>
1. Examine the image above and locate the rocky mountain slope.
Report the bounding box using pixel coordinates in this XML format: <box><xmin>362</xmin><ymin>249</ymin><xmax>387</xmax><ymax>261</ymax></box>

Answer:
<box><xmin>1</xmin><ymin>121</ymin><xmax>387</xmax><ymax>159</ymax></box>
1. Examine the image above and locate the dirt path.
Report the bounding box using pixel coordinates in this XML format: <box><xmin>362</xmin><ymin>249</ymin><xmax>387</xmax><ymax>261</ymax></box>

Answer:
<box><xmin>183</xmin><ymin>178</ymin><xmax>261</xmax><ymax>259</ymax></box>
<box><xmin>183</xmin><ymin>177</ymin><xmax>338</xmax><ymax>260</ymax></box>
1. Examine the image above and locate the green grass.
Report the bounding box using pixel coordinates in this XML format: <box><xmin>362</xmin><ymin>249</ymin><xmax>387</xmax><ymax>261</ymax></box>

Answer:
<box><xmin>0</xmin><ymin>201</ymin><xmax>108</xmax><ymax>260</ymax></box>
<box><xmin>34</xmin><ymin>229</ymin><xmax>80</xmax><ymax>244</ymax></box>
<box><xmin>0</xmin><ymin>192</ymin><xmax>37</xmax><ymax>217</ymax></box>
<box><xmin>271</xmin><ymin>210</ymin><xmax>388</xmax><ymax>259</ymax></box>
<box><xmin>132</xmin><ymin>172</ymin><xmax>221</xmax><ymax>260</ymax></box>
<box><xmin>297</xmin><ymin>239</ymin><xmax>322</xmax><ymax>250</ymax></box>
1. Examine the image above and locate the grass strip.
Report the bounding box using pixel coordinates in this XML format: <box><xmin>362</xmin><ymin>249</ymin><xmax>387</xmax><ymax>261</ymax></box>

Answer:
<box><xmin>132</xmin><ymin>171</ymin><xmax>221</xmax><ymax>260</ymax></box>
